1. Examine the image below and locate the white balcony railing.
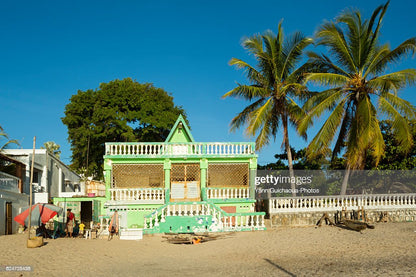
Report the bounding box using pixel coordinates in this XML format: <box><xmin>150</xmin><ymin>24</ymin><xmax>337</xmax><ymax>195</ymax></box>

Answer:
<box><xmin>207</xmin><ymin>188</ymin><xmax>250</xmax><ymax>199</ymax></box>
<box><xmin>0</xmin><ymin>171</ymin><xmax>20</xmax><ymax>193</ymax></box>
<box><xmin>269</xmin><ymin>194</ymin><xmax>416</xmax><ymax>214</ymax></box>
<box><xmin>144</xmin><ymin>202</ymin><xmax>265</xmax><ymax>231</ymax></box>
<box><xmin>105</xmin><ymin>142</ymin><xmax>255</xmax><ymax>157</ymax></box>
<box><xmin>109</xmin><ymin>188</ymin><xmax>165</xmax><ymax>203</ymax></box>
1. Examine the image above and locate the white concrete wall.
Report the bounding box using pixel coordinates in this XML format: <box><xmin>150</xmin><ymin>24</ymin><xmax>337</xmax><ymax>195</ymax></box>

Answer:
<box><xmin>0</xmin><ymin>190</ymin><xmax>29</xmax><ymax>235</ymax></box>
<box><xmin>34</xmin><ymin>192</ymin><xmax>48</xmax><ymax>204</ymax></box>
<box><xmin>2</xmin><ymin>149</ymin><xmax>81</xmax><ymax>202</ymax></box>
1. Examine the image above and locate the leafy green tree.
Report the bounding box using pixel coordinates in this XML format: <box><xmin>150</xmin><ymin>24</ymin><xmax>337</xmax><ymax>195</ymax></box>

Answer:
<box><xmin>0</xmin><ymin>125</ymin><xmax>19</xmax><ymax>151</ymax></box>
<box><xmin>365</xmin><ymin>120</ymin><xmax>416</xmax><ymax>170</ymax></box>
<box><xmin>41</xmin><ymin>141</ymin><xmax>61</xmax><ymax>159</ymax></box>
<box><xmin>62</xmin><ymin>78</ymin><xmax>187</xmax><ymax>179</ymax></box>
<box><xmin>223</xmin><ymin>22</ymin><xmax>313</xmax><ymax>195</ymax></box>
<box><xmin>258</xmin><ymin>147</ymin><xmax>327</xmax><ymax>170</ymax></box>
<box><xmin>298</xmin><ymin>2</ymin><xmax>416</xmax><ymax>194</ymax></box>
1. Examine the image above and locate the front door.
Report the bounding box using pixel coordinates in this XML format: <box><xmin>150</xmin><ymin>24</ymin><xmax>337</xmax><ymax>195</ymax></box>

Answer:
<box><xmin>5</xmin><ymin>202</ymin><xmax>12</xmax><ymax>235</ymax></box>
<box><xmin>170</xmin><ymin>163</ymin><xmax>200</xmax><ymax>202</ymax></box>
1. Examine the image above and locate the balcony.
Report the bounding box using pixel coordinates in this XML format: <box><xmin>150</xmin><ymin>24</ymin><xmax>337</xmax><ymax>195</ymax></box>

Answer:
<box><xmin>0</xmin><ymin>171</ymin><xmax>21</xmax><ymax>193</ymax></box>
<box><xmin>105</xmin><ymin>142</ymin><xmax>256</xmax><ymax>158</ymax></box>
<box><xmin>108</xmin><ymin>188</ymin><xmax>165</xmax><ymax>204</ymax></box>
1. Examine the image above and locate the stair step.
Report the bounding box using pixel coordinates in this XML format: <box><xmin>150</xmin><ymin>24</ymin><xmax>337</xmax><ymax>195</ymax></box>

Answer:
<box><xmin>120</xmin><ymin>228</ymin><xmax>143</xmax><ymax>240</ymax></box>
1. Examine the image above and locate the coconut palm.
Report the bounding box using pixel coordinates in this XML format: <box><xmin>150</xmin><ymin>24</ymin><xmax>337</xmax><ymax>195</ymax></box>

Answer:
<box><xmin>41</xmin><ymin>141</ymin><xmax>61</xmax><ymax>159</ymax></box>
<box><xmin>0</xmin><ymin>125</ymin><xmax>19</xmax><ymax>151</ymax></box>
<box><xmin>223</xmin><ymin>22</ymin><xmax>313</xmax><ymax>195</ymax></box>
<box><xmin>298</xmin><ymin>2</ymin><xmax>416</xmax><ymax>194</ymax></box>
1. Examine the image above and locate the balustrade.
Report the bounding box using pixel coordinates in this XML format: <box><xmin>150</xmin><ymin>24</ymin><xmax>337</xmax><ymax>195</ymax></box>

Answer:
<box><xmin>143</xmin><ymin>201</ymin><xmax>265</xmax><ymax>231</ymax></box>
<box><xmin>207</xmin><ymin>188</ymin><xmax>250</xmax><ymax>199</ymax></box>
<box><xmin>105</xmin><ymin>142</ymin><xmax>255</xmax><ymax>157</ymax></box>
<box><xmin>109</xmin><ymin>188</ymin><xmax>165</xmax><ymax>203</ymax></box>
<box><xmin>269</xmin><ymin>194</ymin><xmax>416</xmax><ymax>213</ymax></box>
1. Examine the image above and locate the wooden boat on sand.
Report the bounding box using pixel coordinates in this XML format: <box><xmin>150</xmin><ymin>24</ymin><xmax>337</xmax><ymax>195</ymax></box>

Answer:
<box><xmin>342</xmin><ymin>219</ymin><xmax>375</xmax><ymax>231</ymax></box>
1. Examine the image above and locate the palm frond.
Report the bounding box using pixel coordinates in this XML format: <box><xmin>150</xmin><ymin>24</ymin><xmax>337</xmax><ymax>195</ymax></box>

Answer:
<box><xmin>316</xmin><ymin>22</ymin><xmax>357</xmax><ymax>72</ymax></box>
<box><xmin>229</xmin><ymin>58</ymin><xmax>267</xmax><ymax>85</ymax></box>
<box><xmin>362</xmin><ymin>44</ymin><xmax>390</xmax><ymax>78</ymax></box>
<box><xmin>368</xmin><ymin>115</ymin><xmax>385</xmax><ymax>166</ymax></box>
<box><xmin>285</xmin><ymin>97</ymin><xmax>305</xmax><ymax>125</ymax></box>
<box><xmin>382</xmin><ymin>92</ymin><xmax>416</xmax><ymax>120</ymax></box>
<box><xmin>367</xmin><ymin>69</ymin><xmax>416</xmax><ymax>93</ymax></box>
<box><xmin>305</xmin><ymin>72</ymin><xmax>349</xmax><ymax>87</ymax></box>
<box><xmin>331</xmin><ymin>107</ymin><xmax>352</xmax><ymax>161</ymax></box>
<box><xmin>379</xmin><ymin>96</ymin><xmax>414</xmax><ymax>152</ymax></box>
<box><xmin>280</xmin><ymin>32</ymin><xmax>313</xmax><ymax>80</ymax></box>
<box><xmin>302</xmin><ymin>88</ymin><xmax>344</xmax><ymax>112</ymax></box>
<box><xmin>368</xmin><ymin>38</ymin><xmax>416</xmax><ymax>75</ymax></box>
<box><xmin>307</xmin><ymin>98</ymin><xmax>347</xmax><ymax>158</ymax></box>
<box><xmin>254</xmin><ymin>112</ymin><xmax>274</xmax><ymax>150</ymax></box>
<box><xmin>245</xmin><ymin>98</ymin><xmax>274</xmax><ymax>137</ymax></box>
<box><xmin>367</xmin><ymin>1</ymin><xmax>389</xmax><ymax>50</ymax></box>
<box><xmin>306</xmin><ymin>51</ymin><xmax>351</xmax><ymax>76</ymax></box>
<box><xmin>262</xmin><ymin>32</ymin><xmax>281</xmax><ymax>83</ymax></box>
<box><xmin>223</xmin><ymin>84</ymin><xmax>269</xmax><ymax>100</ymax></box>
<box><xmin>229</xmin><ymin>98</ymin><xmax>266</xmax><ymax>132</ymax></box>
<box><xmin>336</xmin><ymin>9</ymin><xmax>364</xmax><ymax>68</ymax></box>
<box><xmin>242</xmin><ymin>34</ymin><xmax>264</xmax><ymax>56</ymax></box>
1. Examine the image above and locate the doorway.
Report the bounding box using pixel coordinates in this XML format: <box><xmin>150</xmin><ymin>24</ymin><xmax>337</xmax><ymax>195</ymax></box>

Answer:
<box><xmin>5</xmin><ymin>202</ymin><xmax>12</xmax><ymax>235</ymax></box>
<box><xmin>80</xmin><ymin>201</ymin><xmax>92</xmax><ymax>224</ymax></box>
<box><xmin>170</xmin><ymin>163</ymin><xmax>200</xmax><ymax>202</ymax></box>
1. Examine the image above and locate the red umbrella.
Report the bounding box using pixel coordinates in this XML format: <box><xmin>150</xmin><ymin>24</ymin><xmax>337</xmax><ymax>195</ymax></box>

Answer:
<box><xmin>14</xmin><ymin>203</ymin><xmax>63</xmax><ymax>226</ymax></box>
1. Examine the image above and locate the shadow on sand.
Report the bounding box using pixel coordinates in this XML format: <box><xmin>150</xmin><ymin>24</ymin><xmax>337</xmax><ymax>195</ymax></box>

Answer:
<box><xmin>264</xmin><ymin>258</ymin><xmax>296</xmax><ymax>277</ymax></box>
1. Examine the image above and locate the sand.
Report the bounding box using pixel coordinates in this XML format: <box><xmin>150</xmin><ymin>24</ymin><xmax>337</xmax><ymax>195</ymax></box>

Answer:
<box><xmin>1</xmin><ymin>222</ymin><xmax>416</xmax><ymax>277</ymax></box>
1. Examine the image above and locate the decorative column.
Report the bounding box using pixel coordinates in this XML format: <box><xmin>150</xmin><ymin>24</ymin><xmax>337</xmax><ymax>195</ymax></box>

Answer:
<box><xmin>200</xmin><ymin>158</ymin><xmax>208</xmax><ymax>201</ymax></box>
<box><xmin>249</xmin><ymin>158</ymin><xmax>257</xmax><ymax>199</ymax></box>
<box><xmin>164</xmin><ymin>159</ymin><xmax>171</xmax><ymax>202</ymax></box>
<box><xmin>42</xmin><ymin>165</ymin><xmax>48</xmax><ymax>193</ymax></box>
<box><xmin>103</xmin><ymin>159</ymin><xmax>112</xmax><ymax>200</ymax></box>
<box><xmin>58</xmin><ymin>167</ymin><xmax>63</xmax><ymax>197</ymax></box>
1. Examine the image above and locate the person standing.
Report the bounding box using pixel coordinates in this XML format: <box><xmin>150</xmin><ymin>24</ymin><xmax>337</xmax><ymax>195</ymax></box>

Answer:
<box><xmin>78</xmin><ymin>222</ymin><xmax>85</xmax><ymax>238</ymax></box>
<box><xmin>65</xmin><ymin>209</ymin><xmax>75</xmax><ymax>238</ymax></box>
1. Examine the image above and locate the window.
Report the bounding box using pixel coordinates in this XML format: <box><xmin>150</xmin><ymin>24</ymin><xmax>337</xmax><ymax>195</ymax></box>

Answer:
<box><xmin>112</xmin><ymin>164</ymin><xmax>164</xmax><ymax>188</ymax></box>
<box><xmin>207</xmin><ymin>163</ymin><xmax>249</xmax><ymax>187</ymax></box>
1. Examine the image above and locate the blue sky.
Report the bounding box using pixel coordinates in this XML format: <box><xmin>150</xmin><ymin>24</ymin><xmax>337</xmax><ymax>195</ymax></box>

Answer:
<box><xmin>0</xmin><ymin>0</ymin><xmax>415</xmax><ymax>165</ymax></box>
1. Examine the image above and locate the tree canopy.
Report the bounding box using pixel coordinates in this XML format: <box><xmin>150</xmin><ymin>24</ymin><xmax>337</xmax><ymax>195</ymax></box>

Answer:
<box><xmin>365</xmin><ymin>120</ymin><xmax>416</xmax><ymax>170</ymax></box>
<box><xmin>62</xmin><ymin>78</ymin><xmax>187</xmax><ymax>178</ymax></box>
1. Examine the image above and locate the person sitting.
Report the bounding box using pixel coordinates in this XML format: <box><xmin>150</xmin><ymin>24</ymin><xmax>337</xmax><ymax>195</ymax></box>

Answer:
<box><xmin>36</xmin><ymin>223</ymin><xmax>51</xmax><ymax>239</ymax></box>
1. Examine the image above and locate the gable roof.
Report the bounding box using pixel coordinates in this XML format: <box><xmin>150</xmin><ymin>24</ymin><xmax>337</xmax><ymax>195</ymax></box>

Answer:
<box><xmin>165</xmin><ymin>114</ymin><xmax>194</xmax><ymax>143</ymax></box>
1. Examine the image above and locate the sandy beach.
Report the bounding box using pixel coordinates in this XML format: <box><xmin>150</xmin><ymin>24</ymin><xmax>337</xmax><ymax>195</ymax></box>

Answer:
<box><xmin>1</xmin><ymin>222</ymin><xmax>415</xmax><ymax>277</ymax></box>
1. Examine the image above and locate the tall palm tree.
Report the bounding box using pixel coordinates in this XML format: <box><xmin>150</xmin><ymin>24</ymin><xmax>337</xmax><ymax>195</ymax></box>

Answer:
<box><xmin>298</xmin><ymin>2</ymin><xmax>416</xmax><ymax>194</ymax></box>
<box><xmin>223</xmin><ymin>22</ymin><xmax>313</xmax><ymax>195</ymax></box>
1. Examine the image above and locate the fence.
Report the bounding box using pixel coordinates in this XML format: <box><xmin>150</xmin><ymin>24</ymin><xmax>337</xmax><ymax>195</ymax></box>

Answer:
<box><xmin>269</xmin><ymin>194</ymin><xmax>416</xmax><ymax>214</ymax></box>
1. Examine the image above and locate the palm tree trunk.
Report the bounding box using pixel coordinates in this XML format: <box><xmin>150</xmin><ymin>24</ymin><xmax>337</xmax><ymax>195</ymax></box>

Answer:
<box><xmin>340</xmin><ymin>165</ymin><xmax>351</xmax><ymax>195</ymax></box>
<box><xmin>282</xmin><ymin>115</ymin><xmax>296</xmax><ymax>196</ymax></box>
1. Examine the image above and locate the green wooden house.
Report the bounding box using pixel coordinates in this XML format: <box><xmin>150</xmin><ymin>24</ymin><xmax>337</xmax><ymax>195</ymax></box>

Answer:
<box><xmin>102</xmin><ymin>115</ymin><xmax>265</xmax><ymax>234</ymax></box>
